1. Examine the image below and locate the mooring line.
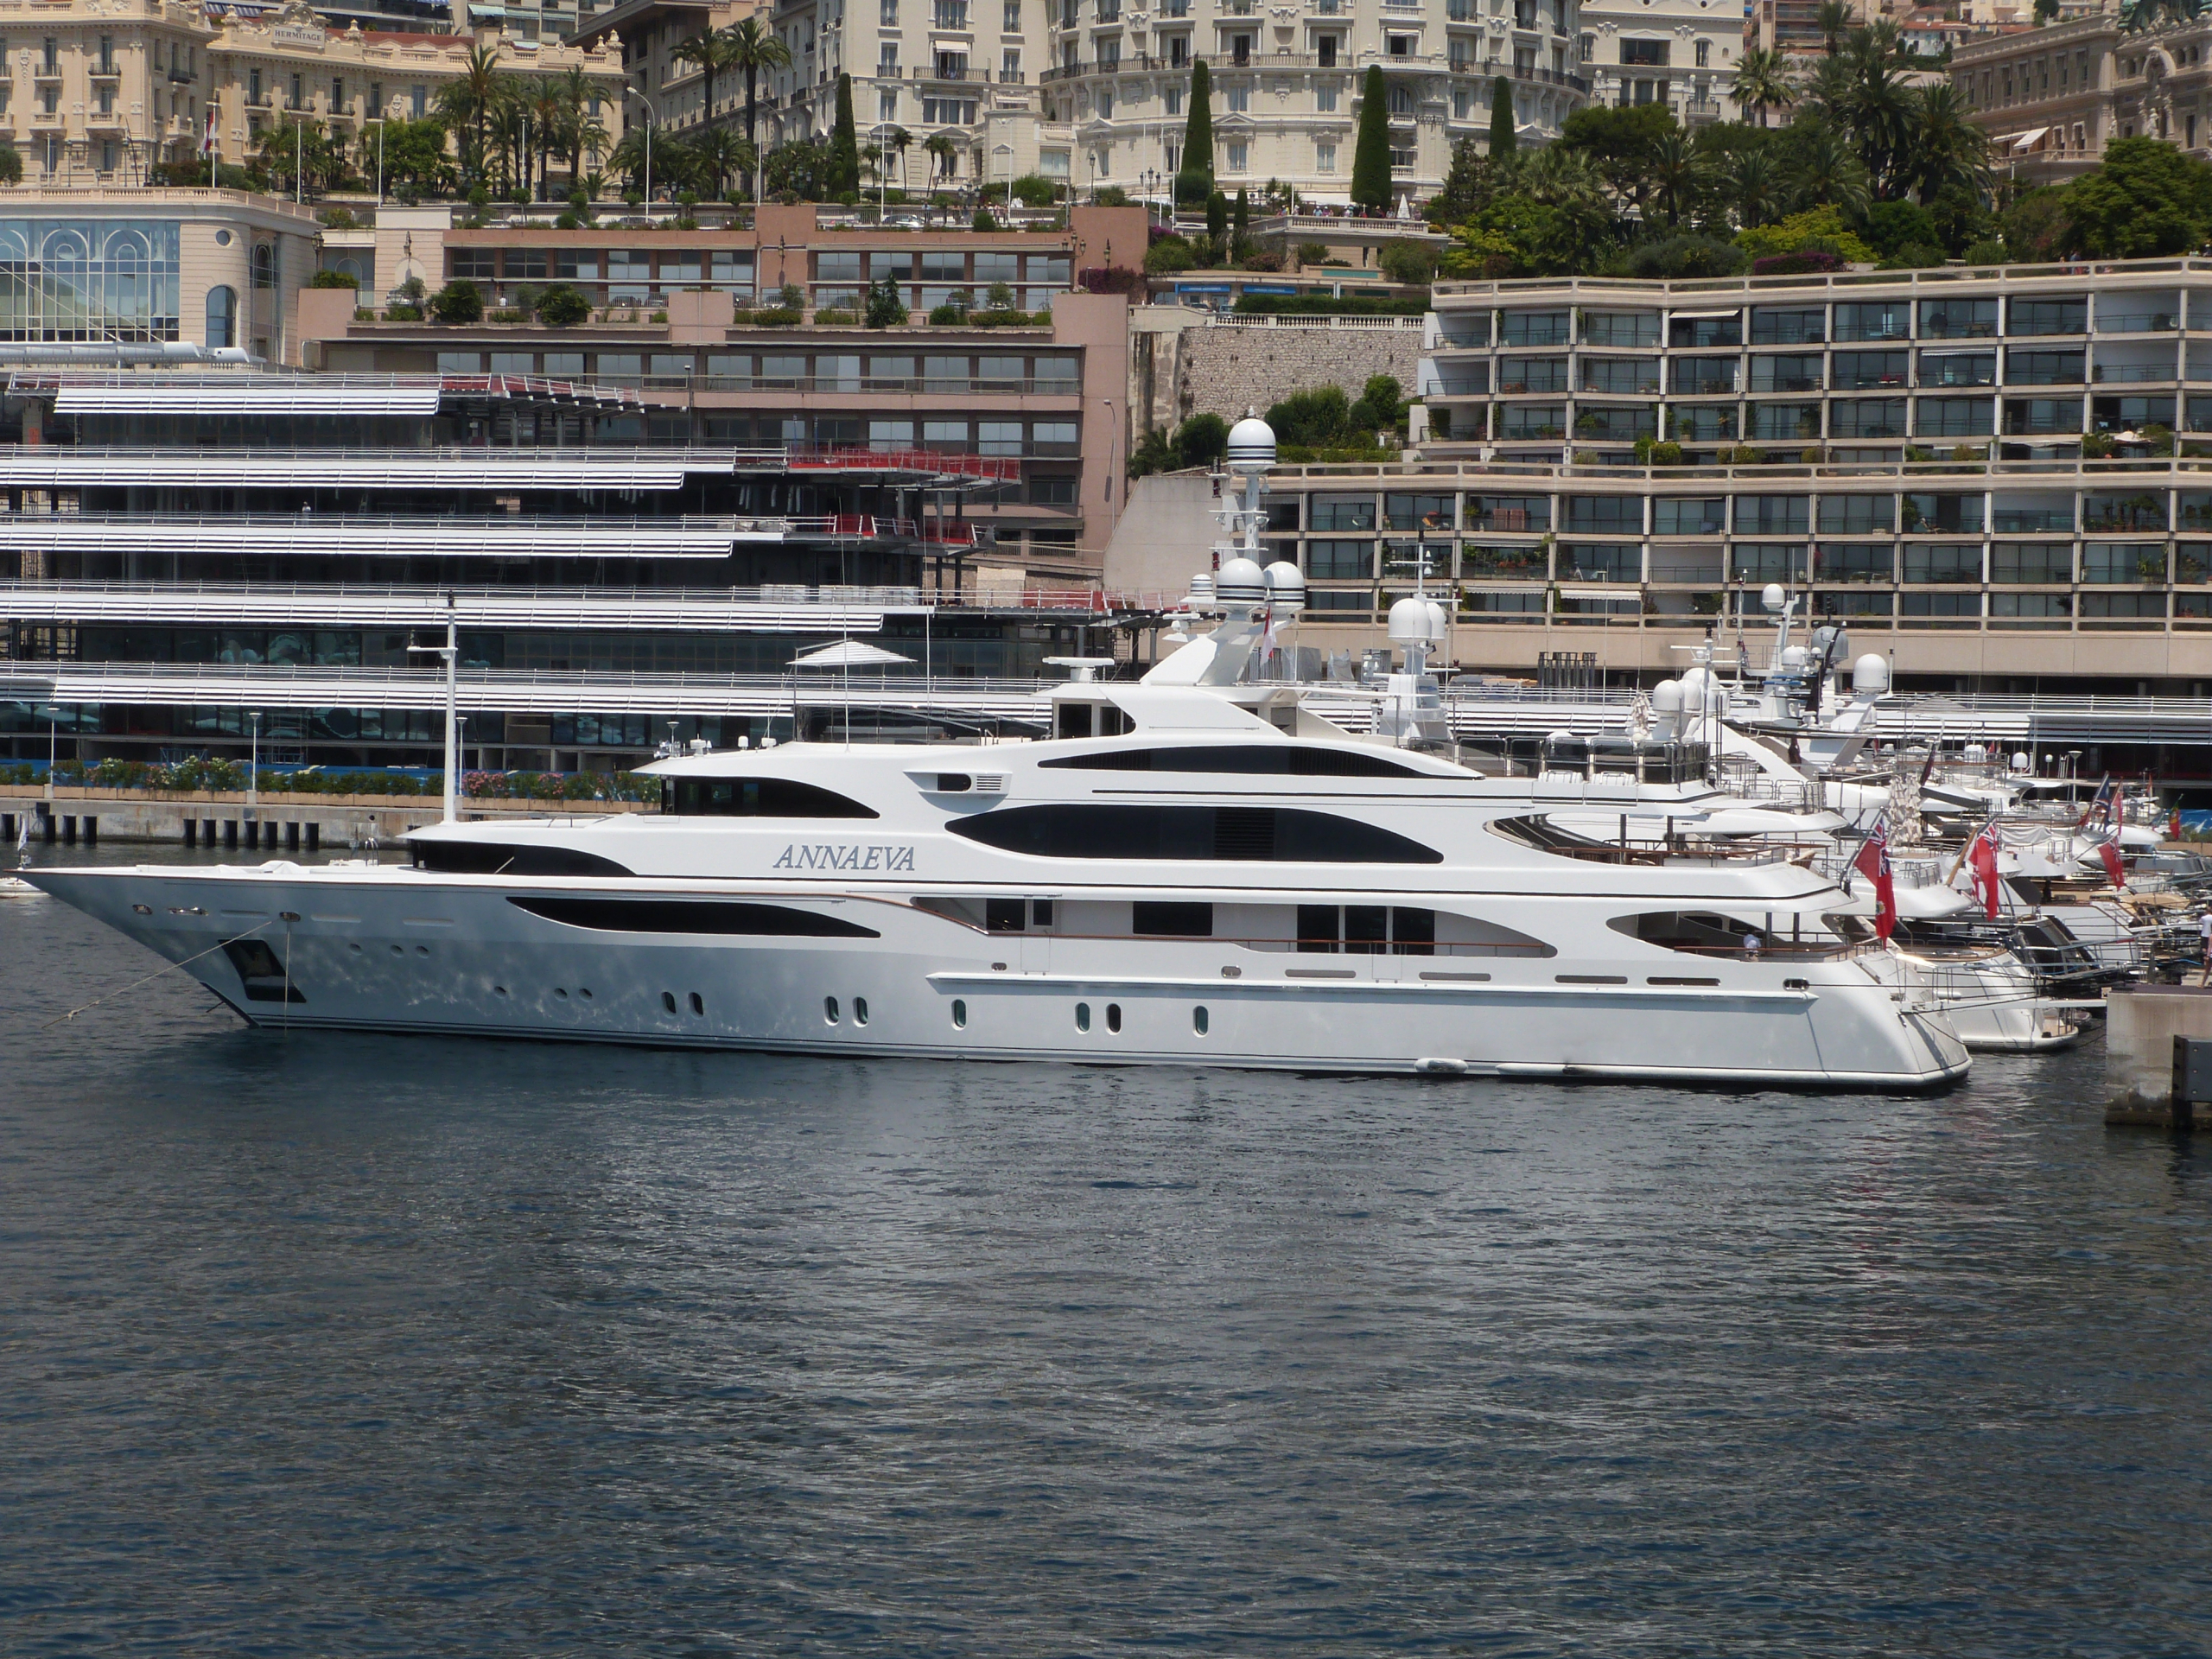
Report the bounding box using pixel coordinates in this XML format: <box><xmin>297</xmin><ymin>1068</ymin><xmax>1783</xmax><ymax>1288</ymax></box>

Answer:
<box><xmin>41</xmin><ymin>918</ymin><xmax>276</xmax><ymax>1030</ymax></box>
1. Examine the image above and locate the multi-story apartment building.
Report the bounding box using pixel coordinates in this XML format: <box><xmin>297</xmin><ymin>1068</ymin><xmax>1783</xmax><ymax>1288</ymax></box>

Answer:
<box><xmin>751</xmin><ymin>0</ymin><xmax>1586</xmax><ymax>208</ymax></box>
<box><xmin>0</xmin><ymin>0</ymin><xmax>623</xmax><ymax>187</ymax></box>
<box><xmin>1576</xmin><ymin>0</ymin><xmax>1738</xmax><ymax>124</ymax></box>
<box><xmin>572</xmin><ymin>0</ymin><xmax>753</xmax><ymax>142</ymax></box>
<box><xmin>1123</xmin><ymin>258</ymin><xmax>2212</xmax><ymax>691</ymax></box>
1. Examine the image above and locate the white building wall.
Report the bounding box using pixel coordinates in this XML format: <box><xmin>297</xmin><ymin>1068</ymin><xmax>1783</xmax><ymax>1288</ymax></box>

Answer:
<box><xmin>1573</xmin><ymin>0</ymin><xmax>1738</xmax><ymax>124</ymax></box>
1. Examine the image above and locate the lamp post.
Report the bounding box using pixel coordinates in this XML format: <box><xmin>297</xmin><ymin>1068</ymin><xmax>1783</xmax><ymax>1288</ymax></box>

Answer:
<box><xmin>248</xmin><ymin>712</ymin><xmax>260</xmax><ymax>819</ymax></box>
<box><xmin>625</xmin><ymin>86</ymin><xmax>656</xmax><ymax>207</ymax></box>
<box><xmin>406</xmin><ymin>591</ymin><xmax>460</xmax><ymax>823</ymax></box>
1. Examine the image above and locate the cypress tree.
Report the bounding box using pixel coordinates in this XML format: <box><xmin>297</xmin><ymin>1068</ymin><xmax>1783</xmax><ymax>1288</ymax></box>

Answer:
<box><xmin>1488</xmin><ymin>76</ymin><xmax>1516</xmax><ymax>159</ymax></box>
<box><xmin>829</xmin><ymin>72</ymin><xmax>860</xmax><ymax>195</ymax></box>
<box><xmin>1350</xmin><ymin>64</ymin><xmax>1392</xmax><ymax>212</ymax></box>
<box><xmin>1175</xmin><ymin>60</ymin><xmax>1213</xmax><ymax>205</ymax></box>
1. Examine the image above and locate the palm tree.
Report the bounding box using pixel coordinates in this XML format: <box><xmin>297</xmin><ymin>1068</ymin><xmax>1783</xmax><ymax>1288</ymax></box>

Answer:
<box><xmin>435</xmin><ymin>41</ymin><xmax>505</xmax><ymax>184</ymax></box>
<box><xmin>1732</xmin><ymin>47</ymin><xmax>1795</xmax><ymax>129</ymax></box>
<box><xmin>1910</xmin><ymin>80</ymin><xmax>1992</xmax><ymax>205</ymax></box>
<box><xmin>672</xmin><ymin>25</ymin><xmax>743</xmax><ymax>132</ymax></box>
<box><xmin>1815</xmin><ymin>0</ymin><xmax>1852</xmax><ymax>53</ymax></box>
<box><xmin>925</xmin><ymin>130</ymin><xmax>957</xmax><ymax>182</ymax></box>
<box><xmin>1649</xmin><ymin>128</ymin><xmax>1706</xmax><ymax>227</ymax></box>
<box><xmin>889</xmin><ymin>124</ymin><xmax>913</xmax><ymax>191</ymax></box>
<box><xmin>1792</xmin><ymin>123</ymin><xmax>1870</xmax><ymax>216</ymax></box>
<box><xmin>530</xmin><ymin>76</ymin><xmax>569</xmax><ymax>200</ymax></box>
<box><xmin>556</xmin><ymin>64</ymin><xmax>608</xmax><ymax>188</ymax></box>
<box><xmin>1724</xmin><ymin>146</ymin><xmax>1785</xmax><ymax>228</ymax></box>
<box><xmin>692</xmin><ymin>124</ymin><xmax>756</xmax><ymax>200</ymax></box>
<box><xmin>1834</xmin><ymin>25</ymin><xmax>1917</xmax><ymax>197</ymax></box>
<box><xmin>724</xmin><ymin>16</ymin><xmax>791</xmax><ymax>153</ymax></box>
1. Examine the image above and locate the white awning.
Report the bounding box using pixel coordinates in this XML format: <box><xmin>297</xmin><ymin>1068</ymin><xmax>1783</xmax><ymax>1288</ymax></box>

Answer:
<box><xmin>791</xmin><ymin>639</ymin><xmax>916</xmax><ymax>668</ymax></box>
<box><xmin>1463</xmin><ymin>582</ymin><xmax>1548</xmax><ymax>595</ymax></box>
<box><xmin>1669</xmin><ymin>308</ymin><xmax>1741</xmax><ymax>321</ymax></box>
<box><xmin>2013</xmin><ymin>126</ymin><xmax>2049</xmax><ymax>150</ymax></box>
<box><xmin>54</xmin><ymin>382</ymin><xmax>442</xmax><ymax>416</ymax></box>
<box><xmin>930</xmin><ymin>38</ymin><xmax>969</xmax><ymax>52</ymax></box>
<box><xmin>1554</xmin><ymin>583</ymin><xmax>1639</xmax><ymax>597</ymax></box>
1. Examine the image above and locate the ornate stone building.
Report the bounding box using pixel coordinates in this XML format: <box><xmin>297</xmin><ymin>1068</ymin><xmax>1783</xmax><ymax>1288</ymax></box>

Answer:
<box><xmin>1950</xmin><ymin>11</ymin><xmax>2212</xmax><ymax>183</ymax></box>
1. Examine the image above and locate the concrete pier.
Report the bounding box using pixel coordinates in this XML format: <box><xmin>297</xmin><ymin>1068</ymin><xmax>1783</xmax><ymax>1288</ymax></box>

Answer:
<box><xmin>2106</xmin><ymin>985</ymin><xmax>2212</xmax><ymax>1127</ymax></box>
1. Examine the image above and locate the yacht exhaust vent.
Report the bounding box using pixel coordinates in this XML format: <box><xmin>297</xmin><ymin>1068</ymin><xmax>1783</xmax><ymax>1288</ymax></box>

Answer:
<box><xmin>973</xmin><ymin>773</ymin><xmax>1008</xmax><ymax>794</ymax></box>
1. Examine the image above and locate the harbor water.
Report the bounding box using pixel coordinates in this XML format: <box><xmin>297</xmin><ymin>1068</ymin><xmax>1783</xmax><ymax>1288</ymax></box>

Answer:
<box><xmin>5</xmin><ymin>846</ymin><xmax>2212</xmax><ymax>1656</ymax></box>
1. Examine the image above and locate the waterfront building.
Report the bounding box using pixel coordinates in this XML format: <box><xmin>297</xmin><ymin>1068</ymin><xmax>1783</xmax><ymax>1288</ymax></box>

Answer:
<box><xmin>0</xmin><ymin>0</ymin><xmax>623</xmax><ymax>186</ymax></box>
<box><xmin>1109</xmin><ymin>257</ymin><xmax>2212</xmax><ymax>697</ymax></box>
<box><xmin>1949</xmin><ymin>11</ymin><xmax>2203</xmax><ymax>182</ymax></box>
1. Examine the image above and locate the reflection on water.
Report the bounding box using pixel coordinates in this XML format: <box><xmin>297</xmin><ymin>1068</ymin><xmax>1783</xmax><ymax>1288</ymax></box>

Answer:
<box><xmin>3</xmin><ymin>849</ymin><xmax>2211</xmax><ymax>1656</ymax></box>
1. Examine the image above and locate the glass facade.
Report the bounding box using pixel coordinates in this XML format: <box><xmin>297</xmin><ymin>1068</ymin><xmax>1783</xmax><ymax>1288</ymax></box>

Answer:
<box><xmin>0</xmin><ymin>219</ymin><xmax>181</xmax><ymax>341</ymax></box>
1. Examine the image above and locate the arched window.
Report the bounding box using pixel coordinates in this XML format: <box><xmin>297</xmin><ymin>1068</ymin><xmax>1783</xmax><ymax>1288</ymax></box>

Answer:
<box><xmin>250</xmin><ymin>244</ymin><xmax>275</xmax><ymax>289</ymax></box>
<box><xmin>205</xmin><ymin>284</ymin><xmax>236</xmax><ymax>348</ymax></box>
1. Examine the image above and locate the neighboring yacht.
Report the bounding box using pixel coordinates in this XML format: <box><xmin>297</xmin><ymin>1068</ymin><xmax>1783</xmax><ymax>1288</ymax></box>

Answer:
<box><xmin>25</xmin><ymin>432</ymin><xmax>1967</xmax><ymax>1091</ymax></box>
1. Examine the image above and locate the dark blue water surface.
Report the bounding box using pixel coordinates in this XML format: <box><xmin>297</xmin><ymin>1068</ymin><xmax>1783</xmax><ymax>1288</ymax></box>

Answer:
<box><xmin>5</xmin><ymin>846</ymin><xmax>2212</xmax><ymax>1656</ymax></box>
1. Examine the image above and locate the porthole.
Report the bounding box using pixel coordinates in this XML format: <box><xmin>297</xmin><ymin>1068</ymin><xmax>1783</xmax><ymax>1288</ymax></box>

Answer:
<box><xmin>854</xmin><ymin>996</ymin><xmax>869</xmax><ymax>1026</ymax></box>
<box><xmin>415</xmin><ymin>944</ymin><xmax>430</xmax><ymax>957</ymax></box>
<box><xmin>1076</xmin><ymin>1001</ymin><xmax>1091</xmax><ymax>1033</ymax></box>
<box><xmin>1193</xmin><ymin>1005</ymin><xmax>1210</xmax><ymax>1035</ymax></box>
<box><xmin>555</xmin><ymin>988</ymin><xmax>569</xmax><ymax>999</ymax></box>
<box><xmin>580</xmin><ymin>988</ymin><xmax>593</xmax><ymax>1000</ymax></box>
<box><xmin>390</xmin><ymin>944</ymin><xmax>404</xmax><ymax>956</ymax></box>
<box><xmin>662</xmin><ymin>990</ymin><xmax>677</xmax><ymax>1013</ymax></box>
<box><xmin>951</xmin><ymin>998</ymin><xmax>967</xmax><ymax>1028</ymax></box>
<box><xmin>825</xmin><ymin>995</ymin><xmax>840</xmax><ymax>1024</ymax></box>
<box><xmin>690</xmin><ymin>992</ymin><xmax>704</xmax><ymax>1015</ymax></box>
<box><xmin>1105</xmin><ymin>1002</ymin><xmax>1122</xmax><ymax>1033</ymax></box>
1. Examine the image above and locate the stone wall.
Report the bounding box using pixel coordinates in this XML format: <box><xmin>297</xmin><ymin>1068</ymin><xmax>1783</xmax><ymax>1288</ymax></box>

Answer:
<box><xmin>1133</xmin><ymin>313</ymin><xmax>1426</xmax><ymax>433</ymax></box>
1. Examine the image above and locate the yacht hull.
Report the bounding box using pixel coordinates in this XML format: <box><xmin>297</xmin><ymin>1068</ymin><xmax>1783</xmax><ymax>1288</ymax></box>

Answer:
<box><xmin>30</xmin><ymin>863</ymin><xmax>1971</xmax><ymax>1090</ymax></box>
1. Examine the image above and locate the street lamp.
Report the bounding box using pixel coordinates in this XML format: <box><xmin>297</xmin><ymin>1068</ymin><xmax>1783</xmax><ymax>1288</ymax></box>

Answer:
<box><xmin>625</xmin><ymin>86</ymin><xmax>657</xmax><ymax>207</ymax></box>
<box><xmin>405</xmin><ymin>591</ymin><xmax>460</xmax><ymax>823</ymax></box>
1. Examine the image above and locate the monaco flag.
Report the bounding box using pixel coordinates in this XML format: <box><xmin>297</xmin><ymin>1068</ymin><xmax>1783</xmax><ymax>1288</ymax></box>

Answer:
<box><xmin>1853</xmin><ymin>815</ymin><xmax>1898</xmax><ymax>942</ymax></box>
<box><xmin>200</xmin><ymin>107</ymin><xmax>217</xmax><ymax>157</ymax></box>
<box><xmin>1967</xmin><ymin>823</ymin><xmax>2003</xmax><ymax>920</ymax></box>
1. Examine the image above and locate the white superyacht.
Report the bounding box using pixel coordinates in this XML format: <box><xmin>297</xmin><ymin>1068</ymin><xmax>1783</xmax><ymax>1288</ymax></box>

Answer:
<box><xmin>27</xmin><ymin>424</ymin><xmax>1967</xmax><ymax>1090</ymax></box>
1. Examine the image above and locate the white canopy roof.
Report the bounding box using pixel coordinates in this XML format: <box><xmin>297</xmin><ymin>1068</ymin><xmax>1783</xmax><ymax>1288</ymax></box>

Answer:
<box><xmin>790</xmin><ymin>639</ymin><xmax>915</xmax><ymax>669</ymax></box>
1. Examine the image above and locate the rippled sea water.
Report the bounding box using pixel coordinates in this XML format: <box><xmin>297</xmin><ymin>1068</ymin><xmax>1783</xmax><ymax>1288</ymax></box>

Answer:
<box><xmin>4</xmin><ymin>845</ymin><xmax>2212</xmax><ymax>1656</ymax></box>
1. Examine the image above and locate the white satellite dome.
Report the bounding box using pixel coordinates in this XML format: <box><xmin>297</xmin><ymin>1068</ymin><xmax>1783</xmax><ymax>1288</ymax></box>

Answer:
<box><xmin>1762</xmin><ymin>582</ymin><xmax>1789</xmax><ymax>613</ymax></box>
<box><xmin>1216</xmin><ymin>556</ymin><xmax>1267</xmax><ymax>606</ymax></box>
<box><xmin>1779</xmin><ymin>645</ymin><xmax>1809</xmax><ymax>669</ymax></box>
<box><xmin>1853</xmin><ymin>652</ymin><xmax>1891</xmax><ymax>694</ymax></box>
<box><xmin>1388</xmin><ymin>594</ymin><xmax>1444</xmax><ymax>645</ymax></box>
<box><xmin>1262</xmin><ymin>559</ymin><xmax>1306</xmax><ymax>609</ymax></box>
<box><xmin>1227</xmin><ymin>416</ymin><xmax>1277</xmax><ymax>469</ymax></box>
<box><xmin>1650</xmin><ymin>677</ymin><xmax>1682</xmax><ymax>713</ymax></box>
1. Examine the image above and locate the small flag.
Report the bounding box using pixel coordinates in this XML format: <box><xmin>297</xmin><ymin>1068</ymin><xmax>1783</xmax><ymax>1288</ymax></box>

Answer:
<box><xmin>2099</xmin><ymin>837</ymin><xmax>2127</xmax><ymax>890</ymax></box>
<box><xmin>201</xmin><ymin>107</ymin><xmax>217</xmax><ymax>157</ymax></box>
<box><xmin>1853</xmin><ymin>814</ymin><xmax>1897</xmax><ymax>942</ymax></box>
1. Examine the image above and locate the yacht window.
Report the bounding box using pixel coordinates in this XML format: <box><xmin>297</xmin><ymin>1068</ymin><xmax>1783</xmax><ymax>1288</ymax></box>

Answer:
<box><xmin>666</xmin><ymin>778</ymin><xmax>879</xmax><ymax>817</ymax></box>
<box><xmin>1106</xmin><ymin>1003</ymin><xmax>1122</xmax><ymax>1033</ymax></box>
<box><xmin>1133</xmin><ymin>900</ymin><xmax>1213</xmax><ymax>936</ymax></box>
<box><xmin>1041</xmin><ymin>745</ymin><xmax>1428</xmax><ymax>777</ymax></box>
<box><xmin>508</xmin><ymin>897</ymin><xmax>880</xmax><ymax>937</ymax></box>
<box><xmin>1056</xmin><ymin>702</ymin><xmax>1094</xmax><ymax>740</ymax></box>
<box><xmin>950</xmin><ymin>804</ymin><xmax>1443</xmax><ymax>863</ymax></box>
<box><xmin>1032</xmin><ymin>899</ymin><xmax>1054</xmax><ymax>927</ymax></box>
<box><xmin>987</xmin><ymin>898</ymin><xmax>1027</xmax><ymax>931</ymax></box>
<box><xmin>1297</xmin><ymin>904</ymin><xmax>1435</xmax><ymax>954</ymax></box>
<box><xmin>414</xmin><ymin>842</ymin><xmax>634</xmax><ymax>876</ymax></box>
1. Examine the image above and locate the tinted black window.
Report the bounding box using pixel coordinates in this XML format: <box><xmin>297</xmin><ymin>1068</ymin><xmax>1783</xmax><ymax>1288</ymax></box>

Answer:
<box><xmin>950</xmin><ymin>804</ymin><xmax>1441</xmax><ymax>863</ymax></box>
<box><xmin>508</xmin><ymin>897</ymin><xmax>880</xmax><ymax>937</ymax></box>
<box><xmin>1040</xmin><ymin>744</ymin><xmax>1428</xmax><ymax>778</ymax></box>
<box><xmin>987</xmin><ymin>898</ymin><xmax>1027</xmax><ymax>931</ymax></box>
<box><xmin>412</xmin><ymin>841</ymin><xmax>634</xmax><ymax>876</ymax></box>
<box><xmin>1134</xmin><ymin>900</ymin><xmax>1213</xmax><ymax>936</ymax></box>
<box><xmin>669</xmin><ymin>777</ymin><xmax>878</xmax><ymax>817</ymax></box>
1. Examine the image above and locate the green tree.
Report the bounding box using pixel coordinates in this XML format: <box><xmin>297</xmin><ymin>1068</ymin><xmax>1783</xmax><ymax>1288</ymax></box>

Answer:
<box><xmin>765</xmin><ymin>134</ymin><xmax>831</xmax><ymax>198</ymax></box>
<box><xmin>2063</xmin><ymin>137</ymin><xmax>2212</xmax><ymax>256</ymax></box>
<box><xmin>828</xmin><ymin>72</ymin><xmax>860</xmax><ymax>194</ymax></box>
<box><xmin>434</xmin><ymin>42</ymin><xmax>505</xmax><ymax>184</ymax></box>
<box><xmin>1177</xmin><ymin>413</ymin><xmax>1230</xmax><ymax>468</ymax></box>
<box><xmin>0</xmin><ymin>142</ymin><xmax>21</xmax><ymax>185</ymax></box>
<box><xmin>429</xmin><ymin>279</ymin><xmax>484</xmax><ymax>324</ymax></box>
<box><xmin>1265</xmin><ymin>385</ymin><xmax>1352</xmax><ymax>447</ymax></box>
<box><xmin>924</xmin><ymin>130</ymin><xmax>958</xmax><ymax>181</ymax></box>
<box><xmin>725</xmin><ymin>16</ymin><xmax>792</xmax><ymax>156</ymax></box>
<box><xmin>1351</xmin><ymin>65</ymin><xmax>1392</xmax><ymax>210</ymax></box>
<box><xmin>1348</xmin><ymin>374</ymin><xmax>1404</xmax><ymax>433</ymax></box>
<box><xmin>864</xmin><ymin>276</ymin><xmax>909</xmax><ymax>327</ymax></box>
<box><xmin>380</xmin><ymin>116</ymin><xmax>451</xmax><ymax>197</ymax></box>
<box><xmin>1231</xmin><ymin>185</ymin><xmax>1249</xmax><ymax>256</ymax></box>
<box><xmin>1176</xmin><ymin>60</ymin><xmax>1214</xmax><ymax>204</ymax></box>
<box><xmin>672</xmin><ymin>25</ymin><xmax>742</xmax><ymax>135</ymax></box>
<box><xmin>1861</xmin><ymin>198</ymin><xmax>1940</xmax><ymax>258</ymax></box>
<box><xmin>536</xmin><ymin>283</ymin><xmax>593</xmax><ymax>327</ymax></box>
<box><xmin>1732</xmin><ymin>47</ymin><xmax>1796</xmax><ymax>128</ymax></box>
<box><xmin>1558</xmin><ymin>102</ymin><xmax>1676</xmax><ymax>216</ymax></box>
<box><xmin>2001</xmin><ymin>183</ymin><xmax>2072</xmax><ymax>261</ymax></box>
<box><xmin>1488</xmin><ymin>76</ymin><xmax>1516</xmax><ymax>158</ymax></box>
